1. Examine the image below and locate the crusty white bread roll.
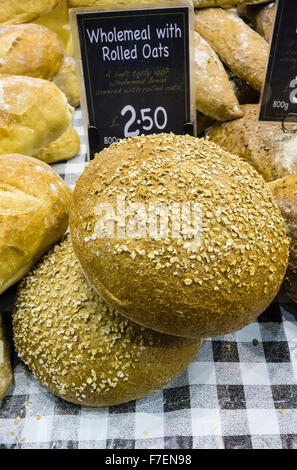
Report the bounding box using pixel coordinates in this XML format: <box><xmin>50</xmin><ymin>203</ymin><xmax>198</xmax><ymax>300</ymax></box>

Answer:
<box><xmin>0</xmin><ymin>75</ymin><xmax>74</xmax><ymax>156</ymax></box>
<box><xmin>0</xmin><ymin>0</ymin><xmax>61</xmax><ymax>25</ymax></box>
<box><xmin>0</xmin><ymin>154</ymin><xmax>72</xmax><ymax>295</ymax></box>
<box><xmin>206</xmin><ymin>104</ymin><xmax>297</xmax><ymax>182</ymax></box>
<box><xmin>194</xmin><ymin>32</ymin><xmax>242</xmax><ymax>121</ymax></box>
<box><xmin>195</xmin><ymin>7</ymin><xmax>269</xmax><ymax>92</ymax></box>
<box><xmin>33</xmin><ymin>125</ymin><xmax>80</xmax><ymax>163</ymax></box>
<box><xmin>268</xmin><ymin>175</ymin><xmax>297</xmax><ymax>303</ymax></box>
<box><xmin>0</xmin><ymin>24</ymin><xmax>64</xmax><ymax>80</ymax></box>
<box><xmin>13</xmin><ymin>235</ymin><xmax>201</xmax><ymax>406</ymax></box>
<box><xmin>52</xmin><ymin>55</ymin><xmax>80</xmax><ymax>107</ymax></box>
<box><xmin>0</xmin><ymin>312</ymin><xmax>12</xmax><ymax>400</ymax></box>
<box><xmin>70</xmin><ymin>133</ymin><xmax>289</xmax><ymax>339</ymax></box>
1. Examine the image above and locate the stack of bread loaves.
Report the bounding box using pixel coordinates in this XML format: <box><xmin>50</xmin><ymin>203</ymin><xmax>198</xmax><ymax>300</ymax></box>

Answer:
<box><xmin>12</xmin><ymin>132</ymin><xmax>291</xmax><ymax>406</ymax></box>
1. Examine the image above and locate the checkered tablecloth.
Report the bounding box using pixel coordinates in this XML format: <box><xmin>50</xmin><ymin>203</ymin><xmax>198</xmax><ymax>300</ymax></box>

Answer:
<box><xmin>1</xmin><ymin>109</ymin><xmax>297</xmax><ymax>450</ymax></box>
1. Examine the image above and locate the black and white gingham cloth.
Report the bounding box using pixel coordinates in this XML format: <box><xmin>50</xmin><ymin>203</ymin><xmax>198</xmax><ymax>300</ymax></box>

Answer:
<box><xmin>1</xmin><ymin>109</ymin><xmax>297</xmax><ymax>450</ymax></box>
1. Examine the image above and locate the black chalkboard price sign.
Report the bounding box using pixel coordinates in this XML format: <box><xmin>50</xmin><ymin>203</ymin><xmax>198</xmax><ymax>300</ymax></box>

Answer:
<box><xmin>71</xmin><ymin>3</ymin><xmax>195</xmax><ymax>158</ymax></box>
<box><xmin>259</xmin><ymin>0</ymin><xmax>297</xmax><ymax>123</ymax></box>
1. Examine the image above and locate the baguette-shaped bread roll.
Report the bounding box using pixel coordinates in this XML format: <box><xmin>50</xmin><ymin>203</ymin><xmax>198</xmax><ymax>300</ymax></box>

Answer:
<box><xmin>0</xmin><ymin>0</ymin><xmax>61</xmax><ymax>25</ymax></box>
<box><xmin>0</xmin><ymin>24</ymin><xmax>64</xmax><ymax>79</ymax></box>
<box><xmin>52</xmin><ymin>55</ymin><xmax>80</xmax><ymax>107</ymax></box>
<box><xmin>238</xmin><ymin>2</ymin><xmax>276</xmax><ymax>42</ymax></box>
<box><xmin>195</xmin><ymin>1</ymin><xmax>268</xmax><ymax>7</ymax></box>
<box><xmin>195</xmin><ymin>8</ymin><xmax>269</xmax><ymax>92</ymax></box>
<box><xmin>33</xmin><ymin>125</ymin><xmax>80</xmax><ymax>163</ymax></box>
<box><xmin>0</xmin><ymin>154</ymin><xmax>72</xmax><ymax>295</ymax></box>
<box><xmin>268</xmin><ymin>175</ymin><xmax>297</xmax><ymax>303</ymax></box>
<box><xmin>194</xmin><ymin>32</ymin><xmax>242</xmax><ymax>121</ymax></box>
<box><xmin>0</xmin><ymin>75</ymin><xmax>74</xmax><ymax>156</ymax></box>
<box><xmin>206</xmin><ymin>104</ymin><xmax>297</xmax><ymax>182</ymax></box>
<box><xmin>0</xmin><ymin>312</ymin><xmax>12</xmax><ymax>400</ymax></box>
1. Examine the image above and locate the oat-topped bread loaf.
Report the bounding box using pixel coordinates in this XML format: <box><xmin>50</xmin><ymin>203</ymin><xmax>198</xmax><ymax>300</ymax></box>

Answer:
<box><xmin>268</xmin><ymin>175</ymin><xmax>297</xmax><ymax>303</ymax></box>
<box><xmin>70</xmin><ymin>133</ymin><xmax>289</xmax><ymax>339</ymax></box>
<box><xmin>0</xmin><ymin>154</ymin><xmax>72</xmax><ymax>295</ymax></box>
<box><xmin>206</xmin><ymin>104</ymin><xmax>297</xmax><ymax>182</ymax></box>
<box><xmin>13</xmin><ymin>236</ymin><xmax>200</xmax><ymax>406</ymax></box>
<box><xmin>0</xmin><ymin>24</ymin><xmax>64</xmax><ymax>79</ymax></box>
<box><xmin>0</xmin><ymin>0</ymin><xmax>61</xmax><ymax>25</ymax></box>
<box><xmin>0</xmin><ymin>75</ymin><xmax>74</xmax><ymax>156</ymax></box>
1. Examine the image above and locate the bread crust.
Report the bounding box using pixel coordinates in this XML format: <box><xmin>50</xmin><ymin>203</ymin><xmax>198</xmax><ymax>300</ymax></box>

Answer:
<box><xmin>206</xmin><ymin>104</ymin><xmax>297</xmax><ymax>182</ymax></box>
<box><xmin>0</xmin><ymin>75</ymin><xmax>74</xmax><ymax>156</ymax></box>
<box><xmin>194</xmin><ymin>32</ymin><xmax>242</xmax><ymax>121</ymax></box>
<box><xmin>268</xmin><ymin>175</ymin><xmax>297</xmax><ymax>303</ymax></box>
<box><xmin>0</xmin><ymin>0</ymin><xmax>61</xmax><ymax>25</ymax></box>
<box><xmin>0</xmin><ymin>24</ymin><xmax>64</xmax><ymax>80</ymax></box>
<box><xmin>70</xmin><ymin>133</ymin><xmax>289</xmax><ymax>339</ymax></box>
<box><xmin>52</xmin><ymin>55</ymin><xmax>80</xmax><ymax>107</ymax></box>
<box><xmin>33</xmin><ymin>125</ymin><xmax>80</xmax><ymax>164</ymax></box>
<box><xmin>13</xmin><ymin>236</ymin><xmax>200</xmax><ymax>406</ymax></box>
<box><xmin>0</xmin><ymin>154</ymin><xmax>72</xmax><ymax>295</ymax></box>
<box><xmin>195</xmin><ymin>8</ymin><xmax>268</xmax><ymax>92</ymax></box>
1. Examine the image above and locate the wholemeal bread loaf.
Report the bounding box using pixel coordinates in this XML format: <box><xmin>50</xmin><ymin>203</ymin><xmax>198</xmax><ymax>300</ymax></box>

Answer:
<box><xmin>194</xmin><ymin>32</ymin><xmax>242</xmax><ymax>121</ymax></box>
<box><xmin>268</xmin><ymin>175</ymin><xmax>297</xmax><ymax>303</ymax></box>
<box><xmin>195</xmin><ymin>8</ymin><xmax>269</xmax><ymax>92</ymax></box>
<box><xmin>0</xmin><ymin>154</ymin><xmax>72</xmax><ymax>295</ymax></box>
<box><xmin>32</xmin><ymin>125</ymin><xmax>80</xmax><ymax>163</ymax></box>
<box><xmin>0</xmin><ymin>0</ymin><xmax>61</xmax><ymax>25</ymax></box>
<box><xmin>0</xmin><ymin>75</ymin><xmax>74</xmax><ymax>156</ymax></box>
<box><xmin>0</xmin><ymin>312</ymin><xmax>12</xmax><ymax>400</ymax></box>
<box><xmin>70</xmin><ymin>133</ymin><xmax>289</xmax><ymax>339</ymax></box>
<box><xmin>206</xmin><ymin>104</ymin><xmax>297</xmax><ymax>182</ymax></box>
<box><xmin>52</xmin><ymin>55</ymin><xmax>80</xmax><ymax>107</ymax></box>
<box><xmin>13</xmin><ymin>236</ymin><xmax>200</xmax><ymax>406</ymax></box>
<box><xmin>0</xmin><ymin>24</ymin><xmax>64</xmax><ymax>79</ymax></box>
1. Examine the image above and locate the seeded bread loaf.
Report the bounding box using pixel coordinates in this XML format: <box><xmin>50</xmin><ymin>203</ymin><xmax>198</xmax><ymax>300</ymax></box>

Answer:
<box><xmin>70</xmin><ymin>133</ymin><xmax>289</xmax><ymax>339</ymax></box>
<box><xmin>268</xmin><ymin>175</ymin><xmax>297</xmax><ymax>303</ymax></box>
<box><xmin>33</xmin><ymin>125</ymin><xmax>80</xmax><ymax>164</ymax></box>
<box><xmin>206</xmin><ymin>104</ymin><xmax>297</xmax><ymax>182</ymax></box>
<box><xmin>0</xmin><ymin>75</ymin><xmax>74</xmax><ymax>156</ymax></box>
<box><xmin>52</xmin><ymin>55</ymin><xmax>80</xmax><ymax>107</ymax></box>
<box><xmin>0</xmin><ymin>24</ymin><xmax>64</xmax><ymax>79</ymax></box>
<box><xmin>0</xmin><ymin>0</ymin><xmax>61</xmax><ymax>25</ymax></box>
<box><xmin>13</xmin><ymin>236</ymin><xmax>200</xmax><ymax>406</ymax></box>
<box><xmin>195</xmin><ymin>8</ymin><xmax>269</xmax><ymax>92</ymax></box>
<box><xmin>0</xmin><ymin>154</ymin><xmax>72</xmax><ymax>295</ymax></box>
<box><xmin>194</xmin><ymin>32</ymin><xmax>242</xmax><ymax>121</ymax></box>
<box><xmin>0</xmin><ymin>312</ymin><xmax>12</xmax><ymax>400</ymax></box>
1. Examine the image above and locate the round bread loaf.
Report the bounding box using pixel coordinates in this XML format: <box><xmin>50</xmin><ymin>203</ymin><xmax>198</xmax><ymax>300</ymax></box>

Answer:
<box><xmin>268</xmin><ymin>175</ymin><xmax>297</xmax><ymax>303</ymax></box>
<box><xmin>0</xmin><ymin>24</ymin><xmax>64</xmax><ymax>79</ymax></box>
<box><xmin>0</xmin><ymin>0</ymin><xmax>61</xmax><ymax>25</ymax></box>
<box><xmin>0</xmin><ymin>74</ymin><xmax>74</xmax><ymax>156</ymax></box>
<box><xmin>0</xmin><ymin>154</ymin><xmax>72</xmax><ymax>295</ymax></box>
<box><xmin>13</xmin><ymin>236</ymin><xmax>200</xmax><ymax>406</ymax></box>
<box><xmin>52</xmin><ymin>55</ymin><xmax>80</xmax><ymax>107</ymax></box>
<box><xmin>70</xmin><ymin>133</ymin><xmax>289</xmax><ymax>339</ymax></box>
<box><xmin>32</xmin><ymin>125</ymin><xmax>80</xmax><ymax>164</ymax></box>
<box><xmin>206</xmin><ymin>104</ymin><xmax>297</xmax><ymax>182</ymax></box>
